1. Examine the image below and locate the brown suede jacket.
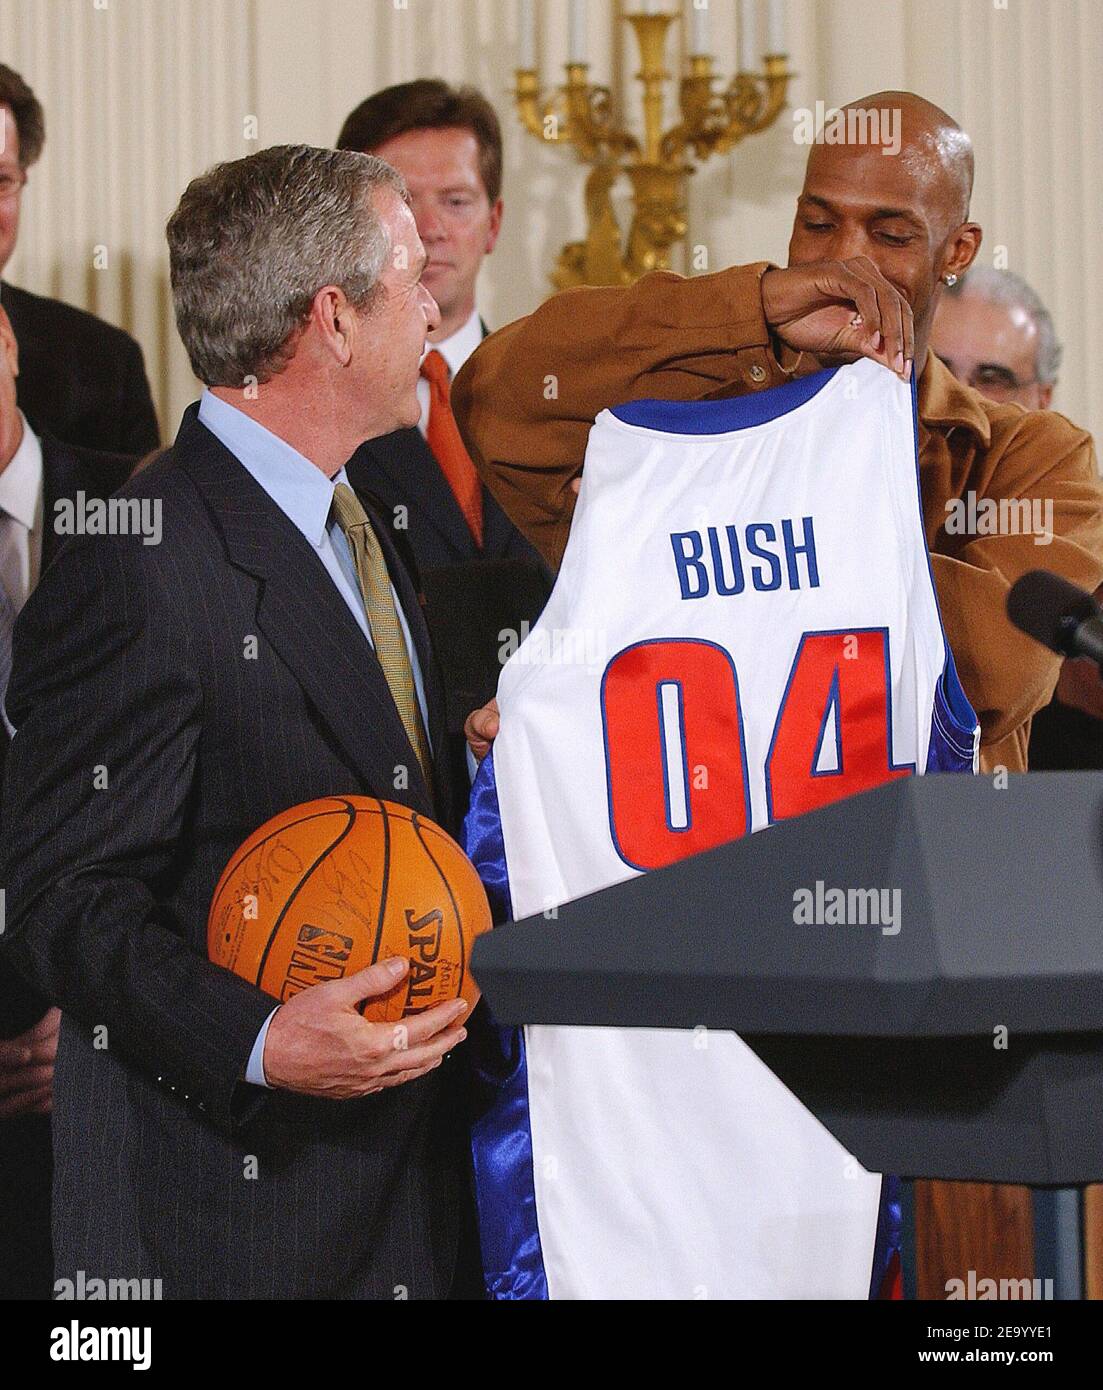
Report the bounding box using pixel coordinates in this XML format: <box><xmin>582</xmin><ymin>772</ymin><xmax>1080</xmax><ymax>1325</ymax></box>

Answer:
<box><xmin>453</xmin><ymin>262</ymin><xmax>1103</xmax><ymax>771</ymax></box>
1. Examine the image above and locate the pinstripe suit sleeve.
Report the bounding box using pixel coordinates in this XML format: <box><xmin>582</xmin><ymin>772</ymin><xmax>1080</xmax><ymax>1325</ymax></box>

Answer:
<box><xmin>0</xmin><ymin>531</ymin><xmax>275</xmax><ymax>1133</ymax></box>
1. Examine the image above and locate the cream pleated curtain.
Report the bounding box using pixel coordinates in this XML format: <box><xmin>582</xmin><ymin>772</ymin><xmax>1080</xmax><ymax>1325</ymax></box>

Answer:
<box><xmin>1</xmin><ymin>0</ymin><xmax>1100</xmax><ymax>445</ymax></box>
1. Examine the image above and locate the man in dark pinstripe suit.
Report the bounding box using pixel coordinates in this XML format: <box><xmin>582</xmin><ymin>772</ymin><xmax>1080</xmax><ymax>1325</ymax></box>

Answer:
<box><xmin>0</xmin><ymin>145</ymin><xmax>481</xmax><ymax>1299</ymax></box>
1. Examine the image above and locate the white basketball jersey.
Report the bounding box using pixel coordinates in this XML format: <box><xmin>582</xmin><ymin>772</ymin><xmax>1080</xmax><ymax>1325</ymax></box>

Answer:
<box><xmin>465</xmin><ymin>358</ymin><xmax>978</xmax><ymax>1301</ymax></box>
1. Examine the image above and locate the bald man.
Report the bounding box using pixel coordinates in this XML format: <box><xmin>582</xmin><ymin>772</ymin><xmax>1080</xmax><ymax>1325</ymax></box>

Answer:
<box><xmin>456</xmin><ymin>91</ymin><xmax>1103</xmax><ymax>776</ymax></box>
<box><xmin>454</xmin><ymin>92</ymin><xmax>1103</xmax><ymax>1298</ymax></box>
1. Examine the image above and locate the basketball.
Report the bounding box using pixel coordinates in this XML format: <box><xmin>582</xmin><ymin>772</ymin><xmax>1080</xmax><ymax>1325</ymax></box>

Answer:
<box><xmin>207</xmin><ymin>796</ymin><xmax>492</xmax><ymax>1022</ymax></box>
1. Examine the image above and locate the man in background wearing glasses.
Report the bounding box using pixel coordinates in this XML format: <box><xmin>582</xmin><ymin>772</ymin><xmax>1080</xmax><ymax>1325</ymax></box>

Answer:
<box><xmin>933</xmin><ymin>269</ymin><xmax>1103</xmax><ymax>773</ymax></box>
<box><xmin>931</xmin><ymin>265</ymin><xmax>1060</xmax><ymax>409</ymax></box>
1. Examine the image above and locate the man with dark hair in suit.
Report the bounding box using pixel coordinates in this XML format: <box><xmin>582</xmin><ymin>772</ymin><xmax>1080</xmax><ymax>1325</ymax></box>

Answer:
<box><xmin>0</xmin><ymin>62</ymin><xmax>159</xmax><ymax>455</ymax></box>
<box><xmin>0</xmin><ymin>144</ymin><xmax>477</xmax><ymax>1299</ymax></box>
<box><xmin>338</xmin><ymin>79</ymin><xmax>535</xmax><ymax>570</ymax></box>
<box><xmin>0</xmin><ymin>302</ymin><xmax>132</xmax><ymax>1299</ymax></box>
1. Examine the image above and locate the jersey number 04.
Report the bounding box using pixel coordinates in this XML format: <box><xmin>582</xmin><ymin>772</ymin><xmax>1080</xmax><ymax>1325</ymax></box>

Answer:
<box><xmin>600</xmin><ymin>629</ymin><xmax>912</xmax><ymax>871</ymax></box>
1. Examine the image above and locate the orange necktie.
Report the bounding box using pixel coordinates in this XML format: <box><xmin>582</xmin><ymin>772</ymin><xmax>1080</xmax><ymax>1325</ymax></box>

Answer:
<box><xmin>420</xmin><ymin>349</ymin><xmax>484</xmax><ymax>549</ymax></box>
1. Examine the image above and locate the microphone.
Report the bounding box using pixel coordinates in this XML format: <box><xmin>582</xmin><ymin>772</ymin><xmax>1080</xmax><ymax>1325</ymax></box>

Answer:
<box><xmin>1007</xmin><ymin>570</ymin><xmax>1103</xmax><ymax>667</ymax></box>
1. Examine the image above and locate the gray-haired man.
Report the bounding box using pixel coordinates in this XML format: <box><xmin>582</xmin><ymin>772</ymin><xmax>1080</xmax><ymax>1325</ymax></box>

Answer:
<box><xmin>931</xmin><ymin>265</ymin><xmax>1061</xmax><ymax>411</ymax></box>
<box><xmin>934</xmin><ymin>269</ymin><xmax>1103</xmax><ymax>774</ymax></box>
<box><xmin>931</xmin><ymin>267</ymin><xmax>1103</xmax><ymax>754</ymax></box>
<box><xmin>0</xmin><ymin>145</ymin><xmax>480</xmax><ymax>1299</ymax></box>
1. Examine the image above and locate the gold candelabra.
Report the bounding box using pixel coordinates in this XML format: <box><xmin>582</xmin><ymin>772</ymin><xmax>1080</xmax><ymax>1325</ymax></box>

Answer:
<box><xmin>514</xmin><ymin>10</ymin><xmax>792</xmax><ymax>290</ymax></box>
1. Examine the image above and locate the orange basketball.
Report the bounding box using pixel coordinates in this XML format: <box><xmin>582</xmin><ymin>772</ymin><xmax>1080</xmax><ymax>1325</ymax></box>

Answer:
<box><xmin>207</xmin><ymin>796</ymin><xmax>491</xmax><ymax>1022</ymax></box>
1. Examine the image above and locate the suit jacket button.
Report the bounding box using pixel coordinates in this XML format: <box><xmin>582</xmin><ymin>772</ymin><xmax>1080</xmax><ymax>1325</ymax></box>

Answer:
<box><xmin>749</xmin><ymin>363</ymin><xmax>767</xmax><ymax>383</ymax></box>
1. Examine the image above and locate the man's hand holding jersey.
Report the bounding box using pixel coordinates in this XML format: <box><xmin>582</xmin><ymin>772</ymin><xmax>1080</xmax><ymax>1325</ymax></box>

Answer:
<box><xmin>760</xmin><ymin>258</ymin><xmax>914</xmax><ymax>380</ymax></box>
<box><xmin>463</xmin><ymin>256</ymin><xmax>916</xmax><ymax>763</ymax></box>
<box><xmin>465</xmin><ymin>698</ymin><xmax>500</xmax><ymax>764</ymax></box>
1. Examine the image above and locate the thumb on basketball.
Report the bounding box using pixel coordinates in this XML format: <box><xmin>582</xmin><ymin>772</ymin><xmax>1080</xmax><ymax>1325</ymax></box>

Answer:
<box><xmin>333</xmin><ymin>956</ymin><xmax>409</xmax><ymax>1008</ymax></box>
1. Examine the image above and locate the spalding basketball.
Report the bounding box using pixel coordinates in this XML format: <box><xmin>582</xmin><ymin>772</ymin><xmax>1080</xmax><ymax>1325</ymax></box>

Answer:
<box><xmin>207</xmin><ymin>796</ymin><xmax>491</xmax><ymax>1022</ymax></box>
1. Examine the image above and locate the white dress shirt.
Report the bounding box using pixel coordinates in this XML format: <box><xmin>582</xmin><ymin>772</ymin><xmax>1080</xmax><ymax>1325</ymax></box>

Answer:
<box><xmin>0</xmin><ymin>413</ymin><xmax>44</xmax><ymax>611</ymax></box>
<box><xmin>0</xmin><ymin>416</ymin><xmax>44</xmax><ymax>737</ymax></box>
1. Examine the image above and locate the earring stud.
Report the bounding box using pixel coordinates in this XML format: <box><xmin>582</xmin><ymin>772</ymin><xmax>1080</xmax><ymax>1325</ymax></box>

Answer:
<box><xmin>943</xmin><ymin>273</ymin><xmax>958</xmax><ymax>286</ymax></box>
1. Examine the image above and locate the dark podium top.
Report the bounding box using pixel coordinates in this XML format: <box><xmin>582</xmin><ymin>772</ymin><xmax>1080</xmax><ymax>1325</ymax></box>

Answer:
<box><xmin>472</xmin><ymin>773</ymin><xmax>1103</xmax><ymax>1185</ymax></box>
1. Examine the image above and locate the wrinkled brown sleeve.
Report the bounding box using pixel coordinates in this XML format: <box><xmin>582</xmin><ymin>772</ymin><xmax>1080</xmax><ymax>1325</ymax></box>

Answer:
<box><xmin>454</xmin><ymin>265</ymin><xmax>1103</xmax><ymax>772</ymax></box>
<box><xmin>452</xmin><ymin>263</ymin><xmax>782</xmax><ymax>570</ymax></box>
<box><xmin>933</xmin><ymin>413</ymin><xmax>1103</xmax><ymax>771</ymax></box>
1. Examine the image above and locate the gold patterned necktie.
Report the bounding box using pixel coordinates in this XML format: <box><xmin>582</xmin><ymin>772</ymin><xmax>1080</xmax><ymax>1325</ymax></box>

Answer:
<box><xmin>329</xmin><ymin>482</ymin><xmax>433</xmax><ymax>791</ymax></box>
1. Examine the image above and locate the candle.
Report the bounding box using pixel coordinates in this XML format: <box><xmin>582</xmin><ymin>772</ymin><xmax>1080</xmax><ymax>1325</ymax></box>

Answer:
<box><xmin>689</xmin><ymin>0</ymin><xmax>710</xmax><ymax>54</ymax></box>
<box><xmin>569</xmin><ymin>0</ymin><xmax>587</xmax><ymax>63</ymax></box>
<box><xmin>739</xmin><ymin>0</ymin><xmax>758</xmax><ymax>71</ymax></box>
<box><xmin>518</xmin><ymin>0</ymin><xmax>535</xmax><ymax>69</ymax></box>
<box><xmin>767</xmin><ymin>0</ymin><xmax>784</xmax><ymax>54</ymax></box>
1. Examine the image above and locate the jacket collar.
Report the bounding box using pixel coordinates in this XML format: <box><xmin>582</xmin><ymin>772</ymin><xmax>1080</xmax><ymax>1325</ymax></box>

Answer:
<box><xmin>916</xmin><ymin>348</ymin><xmax>992</xmax><ymax>448</ymax></box>
<box><xmin>351</xmin><ymin>426</ymin><xmax>479</xmax><ymax>561</ymax></box>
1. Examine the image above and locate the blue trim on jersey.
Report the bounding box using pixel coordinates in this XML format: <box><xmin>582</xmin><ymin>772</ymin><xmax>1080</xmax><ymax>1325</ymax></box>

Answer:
<box><xmin>868</xmin><ymin>1175</ymin><xmax>902</xmax><ymax>1298</ymax></box>
<box><xmin>936</xmin><ymin>645</ymin><xmax>978</xmax><ymax>755</ymax></box>
<box><xmin>927</xmin><ymin>656</ymin><xmax>978</xmax><ymax>772</ymax></box>
<box><xmin>462</xmin><ymin>751</ymin><xmax>550</xmax><ymax>1301</ymax></box>
<box><xmin>609</xmin><ymin>366</ymin><xmax>838</xmax><ymax>434</ymax></box>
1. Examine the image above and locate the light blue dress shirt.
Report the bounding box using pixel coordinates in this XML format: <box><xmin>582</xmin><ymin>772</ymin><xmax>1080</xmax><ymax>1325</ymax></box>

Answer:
<box><xmin>197</xmin><ymin>390</ymin><xmax>431</xmax><ymax>1087</ymax></box>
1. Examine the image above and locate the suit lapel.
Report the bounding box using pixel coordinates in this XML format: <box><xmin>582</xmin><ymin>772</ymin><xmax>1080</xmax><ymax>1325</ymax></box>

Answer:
<box><xmin>355</xmin><ymin>428</ymin><xmax>477</xmax><ymax>563</ymax></box>
<box><xmin>177</xmin><ymin>409</ymin><xmax>436</xmax><ymax>812</ymax></box>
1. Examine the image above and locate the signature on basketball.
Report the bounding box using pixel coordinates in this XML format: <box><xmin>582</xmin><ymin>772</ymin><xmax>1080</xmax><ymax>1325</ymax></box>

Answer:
<box><xmin>246</xmin><ymin>837</ymin><xmax>306</xmax><ymax>908</ymax></box>
<box><xmin>313</xmin><ymin>847</ymin><xmax>381</xmax><ymax>933</ymax></box>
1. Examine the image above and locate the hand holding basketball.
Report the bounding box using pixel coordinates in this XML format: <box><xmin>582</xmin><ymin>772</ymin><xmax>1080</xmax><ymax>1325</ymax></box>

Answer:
<box><xmin>261</xmin><ymin>957</ymin><xmax>469</xmax><ymax>1100</ymax></box>
<box><xmin>207</xmin><ymin>795</ymin><xmax>492</xmax><ymax>1098</ymax></box>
